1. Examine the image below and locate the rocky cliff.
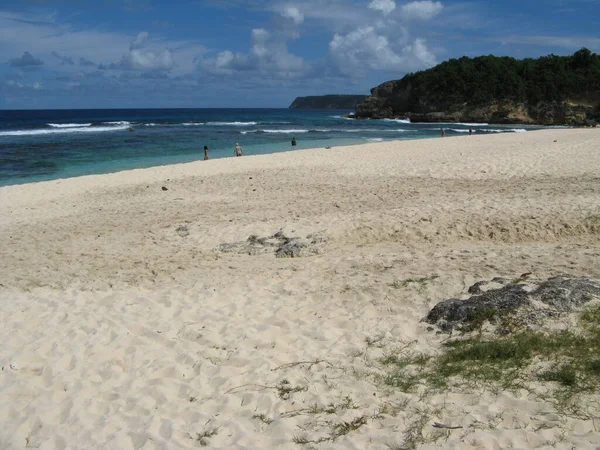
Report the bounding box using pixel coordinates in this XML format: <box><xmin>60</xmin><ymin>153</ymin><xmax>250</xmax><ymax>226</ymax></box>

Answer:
<box><xmin>355</xmin><ymin>50</ymin><xmax>600</xmax><ymax>126</ymax></box>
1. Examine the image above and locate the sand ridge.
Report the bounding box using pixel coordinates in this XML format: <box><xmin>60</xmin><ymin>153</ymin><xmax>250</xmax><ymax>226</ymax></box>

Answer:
<box><xmin>1</xmin><ymin>128</ymin><xmax>600</xmax><ymax>449</ymax></box>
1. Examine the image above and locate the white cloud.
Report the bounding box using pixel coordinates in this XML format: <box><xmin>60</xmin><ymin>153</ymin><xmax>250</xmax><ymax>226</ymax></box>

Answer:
<box><xmin>251</xmin><ymin>28</ymin><xmax>270</xmax><ymax>58</ymax></box>
<box><xmin>113</xmin><ymin>32</ymin><xmax>175</xmax><ymax>71</ymax></box>
<box><xmin>0</xmin><ymin>11</ymin><xmax>205</xmax><ymax>76</ymax></box>
<box><xmin>123</xmin><ymin>48</ymin><xmax>174</xmax><ymax>71</ymax></box>
<box><xmin>131</xmin><ymin>31</ymin><xmax>150</xmax><ymax>50</ymax></box>
<box><xmin>6</xmin><ymin>80</ymin><xmax>43</xmax><ymax>89</ymax></box>
<box><xmin>272</xmin><ymin>1</ymin><xmax>368</xmax><ymax>30</ymax></box>
<box><xmin>279</xmin><ymin>5</ymin><xmax>304</xmax><ymax>24</ymax></box>
<box><xmin>497</xmin><ymin>34</ymin><xmax>600</xmax><ymax>50</ymax></box>
<box><xmin>201</xmin><ymin>27</ymin><xmax>307</xmax><ymax>78</ymax></box>
<box><xmin>369</xmin><ymin>0</ymin><xmax>396</xmax><ymax>16</ymax></box>
<box><xmin>329</xmin><ymin>26</ymin><xmax>436</xmax><ymax>75</ymax></box>
<box><xmin>401</xmin><ymin>1</ymin><xmax>444</xmax><ymax>21</ymax></box>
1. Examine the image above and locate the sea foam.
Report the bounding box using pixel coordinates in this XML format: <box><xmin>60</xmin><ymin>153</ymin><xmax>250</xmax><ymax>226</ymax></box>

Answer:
<box><xmin>242</xmin><ymin>129</ymin><xmax>310</xmax><ymax>134</ymax></box>
<box><xmin>48</xmin><ymin>123</ymin><xmax>92</xmax><ymax>128</ymax></box>
<box><xmin>0</xmin><ymin>125</ymin><xmax>130</xmax><ymax>137</ymax></box>
<box><xmin>205</xmin><ymin>121</ymin><xmax>258</xmax><ymax>126</ymax></box>
<box><xmin>382</xmin><ymin>118</ymin><xmax>411</xmax><ymax>124</ymax></box>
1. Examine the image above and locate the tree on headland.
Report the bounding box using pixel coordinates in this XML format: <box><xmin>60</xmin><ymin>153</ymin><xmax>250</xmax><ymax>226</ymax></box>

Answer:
<box><xmin>392</xmin><ymin>48</ymin><xmax>600</xmax><ymax>108</ymax></box>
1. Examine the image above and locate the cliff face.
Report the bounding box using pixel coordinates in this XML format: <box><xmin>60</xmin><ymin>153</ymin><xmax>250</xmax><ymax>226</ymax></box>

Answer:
<box><xmin>355</xmin><ymin>50</ymin><xmax>600</xmax><ymax>126</ymax></box>
<box><xmin>356</xmin><ymin>86</ymin><xmax>598</xmax><ymax>125</ymax></box>
<box><xmin>356</xmin><ymin>89</ymin><xmax>597</xmax><ymax>126</ymax></box>
<box><xmin>289</xmin><ymin>95</ymin><xmax>368</xmax><ymax>109</ymax></box>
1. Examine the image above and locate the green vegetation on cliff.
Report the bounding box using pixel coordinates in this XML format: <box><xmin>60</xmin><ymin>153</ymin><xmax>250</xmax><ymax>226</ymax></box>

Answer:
<box><xmin>356</xmin><ymin>48</ymin><xmax>600</xmax><ymax>124</ymax></box>
<box><xmin>289</xmin><ymin>95</ymin><xmax>368</xmax><ymax>109</ymax></box>
<box><xmin>401</xmin><ymin>48</ymin><xmax>600</xmax><ymax>107</ymax></box>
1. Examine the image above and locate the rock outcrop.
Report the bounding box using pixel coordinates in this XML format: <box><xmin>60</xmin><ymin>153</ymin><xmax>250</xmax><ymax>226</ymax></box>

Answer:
<box><xmin>356</xmin><ymin>94</ymin><xmax>598</xmax><ymax>126</ymax></box>
<box><xmin>216</xmin><ymin>230</ymin><xmax>326</xmax><ymax>258</ymax></box>
<box><xmin>424</xmin><ymin>275</ymin><xmax>600</xmax><ymax>333</ymax></box>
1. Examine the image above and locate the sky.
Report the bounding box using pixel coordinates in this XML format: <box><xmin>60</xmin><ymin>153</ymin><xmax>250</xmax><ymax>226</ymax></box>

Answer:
<box><xmin>1</xmin><ymin>0</ymin><xmax>599</xmax><ymax>109</ymax></box>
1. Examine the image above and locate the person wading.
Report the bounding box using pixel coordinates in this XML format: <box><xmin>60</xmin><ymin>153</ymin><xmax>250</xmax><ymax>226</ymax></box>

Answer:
<box><xmin>234</xmin><ymin>143</ymin><xmax>243</xmax><ymax>157</ymax></box>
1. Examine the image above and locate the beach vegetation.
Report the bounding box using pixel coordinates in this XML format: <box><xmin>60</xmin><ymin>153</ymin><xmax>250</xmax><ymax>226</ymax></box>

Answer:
<box><xmin>379</xmin><ymin>306</ymin><xmax>600</xmax><ymax>414</ymax></box>
<box><xmin>195</xmin><ymin>427</ymin><xmax>219</xmax><ymax>446</ymax></box>
<box><xmin>276</xmin><ymin>379</ymin><xmax>307</xmax><ymax>399</ymax></box>
<box><xmin>252</xmin><ymin>413</ymin><xmax>274</xmax><ymax>425</ymax></box>
<box><xmin>292</xmin><ymin>415</ymin><xmax>370</xmax><ymax>445</ymax></box>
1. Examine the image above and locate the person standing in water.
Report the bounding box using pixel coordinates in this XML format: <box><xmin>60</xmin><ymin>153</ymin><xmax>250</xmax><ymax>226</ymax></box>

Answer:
<box><xmin>234</xmin><ymin>142</ymin><xmax>243</xmax><ymax>157</ymax></box>
<box><xmin>440</xmin><ymin>128</ymin><xmax>446</xmax><ymax>137</ymax></box>
<box><xmin>291</xmin><ymin>137</ymin><xmax>296</xmax><ymax>146</ymax></box>
<box><xmin>469</xmin><ymin>126</ymin><xmax>473</xmax><ymax>135</ymax></box>
<box><xmin>204</xmin><ymin>145</ymin><xmax>209</xmax><ymax>160</ymax></box>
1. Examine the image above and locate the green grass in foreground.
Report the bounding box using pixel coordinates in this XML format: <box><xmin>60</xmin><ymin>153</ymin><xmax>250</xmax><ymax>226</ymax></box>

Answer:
<box><xmin>380</xmin><ymin>305</ymin><xmax>600</xmax><ymax>404</ymax></box>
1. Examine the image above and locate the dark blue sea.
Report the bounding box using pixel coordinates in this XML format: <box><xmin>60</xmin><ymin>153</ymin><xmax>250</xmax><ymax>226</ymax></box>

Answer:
<box><xmin>0</xmin><ymin>108</ymin><xmax>545</xmax><ymax>186</ymax></box>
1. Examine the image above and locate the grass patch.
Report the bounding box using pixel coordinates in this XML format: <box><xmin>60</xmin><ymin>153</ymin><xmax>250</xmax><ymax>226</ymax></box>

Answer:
<box><xmin>582</xmin><ymin>305</ymin><xmax>600</xmax><ymax>325</ymax></box>
<box><xmin>282</xmin><ymin>395</ymin><xmax>360</xmax><ymax>419</ymax></box>
<box><xmin>252</xmin><ymin>414</ymin><xmax>274</xmax><ymax>425</ymax></box>
<box><xmin>380</xmin><ymin>353</ymin><xmax>430</xmax><ymax>369</ymax></box>
<box><xmin>458</xmin><ymin>307</ymin><xmax>498</xmax><ymax>333</ymax></box>
<box><xmin>276</xmin><ymin>379</ymin><xmax>307</xmax><ymax>400</ymax></box>
<box><xmin>378</xmin><ymin>350</ymin><xmax>431</xmax><ymax>392</ymax></box>
<box><xmin>380</xmin><ymin>306</ymin><xmax>600</xmax><ymax>402</ymax></box>
<box><xmin>195</xmin><ymin>427</ymin><xmax>219</xmax><ymax>446</ymax></box>
<box><xmin>539</xmin><ymin>365</ymin><xmax>578</xmax><ymax>387</ymax></box>
<box><xmin>292</xmin><ymin>416</ymin><xmax>370</xmax><ymax>445</ymax></box>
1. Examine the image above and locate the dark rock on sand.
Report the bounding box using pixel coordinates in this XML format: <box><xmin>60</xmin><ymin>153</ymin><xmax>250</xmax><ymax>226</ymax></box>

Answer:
<box><xmin>275</xmin><ymin>238</ymin><xmax>307</xmax><ymax>258</ymax></box>
<box><xmin>175</xmin><ymin>226</ymin><xmax>189</xmax><ymax>238</ymax></box>
<box><xmin>424</xmin><ymin>275</ymin><xmax>600</xmax><ymax>333</ymax></box>
<box><xmin>216</xmin><ymin>230</ymin><xmax>326</xmax><ymax>258</ymax></box>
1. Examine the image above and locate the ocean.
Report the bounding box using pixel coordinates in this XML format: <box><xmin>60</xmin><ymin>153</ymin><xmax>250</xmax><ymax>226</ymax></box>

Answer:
<box><xmin>0</xmin><ymin>108</ymin><xmax>544</xmax><ymax>186</ymax></box>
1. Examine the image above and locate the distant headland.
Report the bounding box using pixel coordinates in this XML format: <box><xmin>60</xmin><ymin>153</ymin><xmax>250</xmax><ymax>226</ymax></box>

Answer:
<box><xmin>289</xmin><ymin>95</ymin><xmax>368</xmax><ymax>110</ymax></box>
<box><xmin>354</xmin><ymin>48</ymin><xmax>600</xmax><ymax>126</ymax></box>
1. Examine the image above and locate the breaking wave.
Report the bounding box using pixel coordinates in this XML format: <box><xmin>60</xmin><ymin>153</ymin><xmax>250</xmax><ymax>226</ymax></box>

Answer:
<box><xmin>382</xmin><ymin>118</ymin><xmax>411</xmax><ymax>124</ymax></box>
<box><xmin>103</xmin><ymin>121</ymin><xmax>131</xmax><ymax>126</ymax></box>
<box><xmin>241</xmin><ymin>129</ymin><xmax>310</xmax><ymax>134</ymax></box>
<box><xmin>0</xmin><ymin>125</ymin><xmax>130</xmax><ymax>137</ymax></box>
<box><xmin>205</xmin><ymin>121</ymin><xmax>258</xmax><ymax>126</ymax></box>
<box><xmin>48</xmin><ymin>123</ymin><xmax>92</xmax><ymax>128</ymax></box>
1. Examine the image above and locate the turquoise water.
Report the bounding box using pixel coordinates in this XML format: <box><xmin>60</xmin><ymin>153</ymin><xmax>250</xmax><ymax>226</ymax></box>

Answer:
<box><xmin>0</xmin><ymin>108</ymin><xmax>545</xmax><ymax>186</ymax></box>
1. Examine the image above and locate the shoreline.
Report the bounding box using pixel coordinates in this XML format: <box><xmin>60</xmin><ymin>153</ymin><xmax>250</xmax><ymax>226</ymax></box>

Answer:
<box><xmin>0</xmin><ymin>123</ymin><xmax>544</xmax><ymax>188</ymax></box>
<box><xmin>0</xmin><ymin>126</ymin><xmax>548</xmax><ymax>190</ymax></box>
<box><xmin>1</xmin><ymin>128</ymin><xmax>599</xmax><ymax>449</ymax></box>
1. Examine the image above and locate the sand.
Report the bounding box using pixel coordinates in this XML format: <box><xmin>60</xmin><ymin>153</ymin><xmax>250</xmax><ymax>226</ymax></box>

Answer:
<box><xmin>1</xmin><ymin>128</ymin><xmax>599</xmax><ymax>449</ymax></box>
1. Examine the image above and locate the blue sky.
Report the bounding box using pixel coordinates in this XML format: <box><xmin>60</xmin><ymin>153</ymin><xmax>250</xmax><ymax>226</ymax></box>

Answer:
<box><xmin>1</xmin><ymin>0</ymin><xmax>599</xmax><ymax>109</ymax></box>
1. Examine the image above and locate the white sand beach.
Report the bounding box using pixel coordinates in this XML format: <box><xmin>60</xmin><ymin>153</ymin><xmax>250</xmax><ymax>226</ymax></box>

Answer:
<box><xmin>1</xmin><ymin>128</ymin><xmax>600</xmax><ymax>449</ymax></box>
